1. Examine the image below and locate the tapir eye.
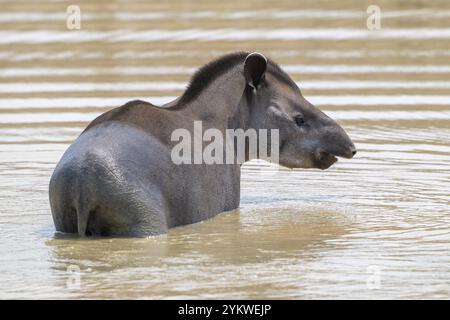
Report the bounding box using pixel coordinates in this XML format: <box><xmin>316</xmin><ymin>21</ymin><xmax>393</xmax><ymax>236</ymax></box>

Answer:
<box><xmin>294</xmin><ymin>115</ymin><xmax>305</xmax><ymax>126</ymax></box>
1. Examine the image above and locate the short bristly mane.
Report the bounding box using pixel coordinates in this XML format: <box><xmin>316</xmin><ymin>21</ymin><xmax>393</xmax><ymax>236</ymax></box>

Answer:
<box><xmin>178</xmin><ymin>51</ymin><xmax>248</xmax><ymax>105</ymax></box>
<box><xmin>177</xmin><ymin>51</ymin><xmax>295</xmax><ymax>105</ymax></box>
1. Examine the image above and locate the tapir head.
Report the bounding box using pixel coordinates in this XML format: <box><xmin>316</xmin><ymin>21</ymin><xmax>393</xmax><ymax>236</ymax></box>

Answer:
<box><xmin>243</xmin><ymin>52</ymin><xmax>356</xmax><ymax>169</ymax></box>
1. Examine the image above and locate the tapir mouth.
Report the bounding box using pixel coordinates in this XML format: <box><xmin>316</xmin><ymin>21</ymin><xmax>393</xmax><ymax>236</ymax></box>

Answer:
<box><xmin>315</xmin><ymin>150</ymin><xmax>338</xmax><ymax>170</ymax></box>
<box><xmin>314</xmin><ymin>146</ymin><xmax>356</xmax><ymax>170</ymax></box>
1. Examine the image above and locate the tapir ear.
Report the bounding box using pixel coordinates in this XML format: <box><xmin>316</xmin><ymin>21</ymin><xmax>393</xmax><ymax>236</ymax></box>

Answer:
<box><xmin>244</xmin><ymin>52</ymin><xmax>267</xmax><ymax>89</ymax></box>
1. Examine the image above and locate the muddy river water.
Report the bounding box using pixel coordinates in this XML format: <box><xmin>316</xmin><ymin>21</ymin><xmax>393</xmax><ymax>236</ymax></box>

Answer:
<box><xmin>0</xmin><ymin>0</ymin><xmax>449</xmax><ymax>299</ymax></box>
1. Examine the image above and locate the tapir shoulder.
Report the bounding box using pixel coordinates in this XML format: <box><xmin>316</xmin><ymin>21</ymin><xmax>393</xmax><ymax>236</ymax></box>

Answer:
<box><xmin>82</xmin><ymin>99</ymin><xmax>167</xmax><ymax>134</ymax></box>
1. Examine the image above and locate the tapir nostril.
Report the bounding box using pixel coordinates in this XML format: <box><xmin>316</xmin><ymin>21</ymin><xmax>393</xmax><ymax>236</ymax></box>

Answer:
<box><xmin>352</xmin><ymin>149</ymin><xmax>357</xmax><ymax>156</ymax></box>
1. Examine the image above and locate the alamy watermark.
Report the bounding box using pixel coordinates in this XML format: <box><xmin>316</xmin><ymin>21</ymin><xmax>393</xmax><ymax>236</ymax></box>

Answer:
<box><xmin>66</xmin><ymin>5</ymin><xmax>81</xmax><ymax>30</ymax></box>
<box><xmin>171</xmin><ymin>121</ymin><xmax>279</xmax><ymax>166</ymax></box>
<box><xmin>366</xmin><ymin>265</ymin><xmax>382</xmax><ymax>289</ymax></box>
<box><xmin>366</xmin><ymin>5</ymin><xmax>381</xmax><ymax>30</ymax></box>
<box><xmin>66</xmin><ymin>264</ymin><xmax>81</xmax><ymax>289</ymax></box>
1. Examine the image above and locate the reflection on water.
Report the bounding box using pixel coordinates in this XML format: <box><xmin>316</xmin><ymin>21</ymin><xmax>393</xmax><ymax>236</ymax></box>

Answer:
<box><xmin>46</xmin><ymin>208</ymin><xmax>352</xmax><ymax>299</ymax></box>
<box><xmin>48</xmin><ymin>208</ymin><xmax>350</xmax><ymax>267</ymax></box>
<box><xmin>0</xmin><ymin>0</ymin><xmax>449</xmax><ymax>299</ymax></box>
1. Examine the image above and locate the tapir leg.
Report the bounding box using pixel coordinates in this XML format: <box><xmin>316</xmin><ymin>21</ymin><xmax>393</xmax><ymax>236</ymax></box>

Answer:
<box><xmin>50</xmin><ymin>162</ymin><xmax>168</xmax><ymax>237</ymax></box>
<box><xmin>80</xmin><ymin>182</ymin><xmax>168</xmax><ymax>237</ymax></box>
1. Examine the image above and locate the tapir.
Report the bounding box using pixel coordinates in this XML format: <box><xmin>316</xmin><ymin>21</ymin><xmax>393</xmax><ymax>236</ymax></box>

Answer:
<box><xmin>49</xmin><ymin>52</ymin><xmax>356</xmax><ymax>237</ymax></box>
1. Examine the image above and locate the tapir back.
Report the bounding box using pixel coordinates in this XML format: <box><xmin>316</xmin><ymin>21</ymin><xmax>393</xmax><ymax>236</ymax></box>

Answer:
<box><xmin>49</xmin><ymin>121</ymin><xmax>172</xmax><ymax>236</ymax></box>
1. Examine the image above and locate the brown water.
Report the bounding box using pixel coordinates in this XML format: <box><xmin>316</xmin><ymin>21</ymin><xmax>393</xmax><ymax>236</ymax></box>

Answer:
<box><xmin>0</xmin><ymin>0</ymin><xmax>449</xmax><ymax>299</ymax></box>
